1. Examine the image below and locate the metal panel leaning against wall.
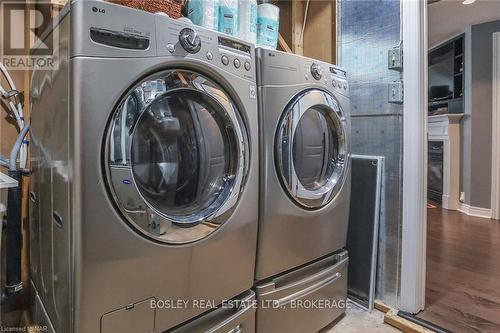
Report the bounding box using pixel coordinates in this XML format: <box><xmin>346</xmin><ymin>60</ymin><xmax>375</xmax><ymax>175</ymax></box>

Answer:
<box><xmin>338</xmin><ymin>0</ymin><xmax>403</xmax><ymax>307</ymax></box>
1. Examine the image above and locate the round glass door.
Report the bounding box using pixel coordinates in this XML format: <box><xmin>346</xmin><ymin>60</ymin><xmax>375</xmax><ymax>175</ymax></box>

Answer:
<box><xmin>275</xmin><ymin>89</ymin><xmax>348</xmax><ymax>209</ymax></box>
<box><xmin>105</xmin><ymin>69</ymin><xmax>248</xmax><ymax>244</ymax></box>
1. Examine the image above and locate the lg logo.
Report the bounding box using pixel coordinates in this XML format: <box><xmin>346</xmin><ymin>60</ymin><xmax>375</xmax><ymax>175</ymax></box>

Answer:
<box><xmin>92</xmin><ymin>6</ymin><xmax>106</xmax><ymax>14</ymax></box>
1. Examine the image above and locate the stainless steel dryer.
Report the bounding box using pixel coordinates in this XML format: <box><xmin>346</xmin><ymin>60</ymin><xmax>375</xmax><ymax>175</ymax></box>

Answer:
<box><xmin>29</xmin><ymin>1</ymin><xmax>258</xmax><ymax>332</ymax></box>
<box><xmin>255</xmin><ymin>49</ymin><xmax>351</xmax><ymax>332</ymax></box>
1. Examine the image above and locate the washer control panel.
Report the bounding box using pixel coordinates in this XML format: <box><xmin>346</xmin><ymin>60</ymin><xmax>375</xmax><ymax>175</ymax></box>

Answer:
<box><xmin>75</xmin><ymin>1</ymin><xmax>255</xmax><ymax>81</ymax></box>
<box><xmin>178</xmin><ymin>27</ymin><xmax>202</xmax><ymax>54</ymax></box>
<box><xmin>216</xmin><ymin>36</ymin><xmax>252</xmax><ymax>73</ymax></box>
<box><xmin>310</xmin><ymin>63</ymin><xmax>323</xmax><ymax>80</ymax></box>
<box><xmin>156</xmin><ymin>16</ymin><xmax>255</xmax><ymax>81</ymax></box>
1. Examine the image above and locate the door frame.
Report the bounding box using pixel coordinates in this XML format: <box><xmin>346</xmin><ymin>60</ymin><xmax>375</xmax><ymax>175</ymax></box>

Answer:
<box><xmin>400</xmin><ymin>0</ymin><xmax>428</xmax><ymax>313</ymax></box>
<box><xmin>401</xmin><ymin>3</ymin><xmax>500</xmax><ymax>315</ymax></box>
<box><xmin>492</xmin><ymin>32</ymin><xmax>500</xmax><ymax>220</ymax></box>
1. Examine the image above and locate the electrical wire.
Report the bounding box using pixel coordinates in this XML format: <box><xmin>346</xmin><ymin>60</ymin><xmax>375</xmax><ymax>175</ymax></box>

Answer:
<box><xmin>0</xmin><ymin>63</ymin><xmax>28</xmax><ymax>169</ymax></box>
<box><xmin>0</xmin><ymin>86</ymin><xmax>27</xmax><ymax>169</ymax></box>
<box><xmin>0</xmin><ymin>94</ymin><xmax>23</xmax><ymax>129</ymax></box>
<box><xmin>0</xmin><ymin>64</ymin><xmax>16</xmax><ymax>97</ymax></box>
<box><xmin>0</xmin><ymin>64</ymin><xmax>24</xmax><ymax>127</ymax></box>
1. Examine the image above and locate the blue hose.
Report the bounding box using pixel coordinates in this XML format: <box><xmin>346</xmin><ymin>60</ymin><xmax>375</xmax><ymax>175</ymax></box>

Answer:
<box><xmin>9</xmin><ymin>125</ymin><xmax>29</xmax><ymax>171</ymax></box>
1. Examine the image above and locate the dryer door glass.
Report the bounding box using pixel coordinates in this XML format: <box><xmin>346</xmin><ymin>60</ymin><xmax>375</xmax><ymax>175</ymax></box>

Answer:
<box><xmin>276</xmin><ymin>89</ymin><xmax>349</xmax><ymax>209</ymax></box>
<box><xmin>105</xmin><ymin>70</ymin><xmax>248</xmax><ymax>244</ymax></box>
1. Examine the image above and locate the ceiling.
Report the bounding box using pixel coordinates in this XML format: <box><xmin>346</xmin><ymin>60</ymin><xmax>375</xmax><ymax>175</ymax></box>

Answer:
<box><xmin>428</xmin><ymin>0</ymin><xmax>500</xmax><ymax>47</ymax></box>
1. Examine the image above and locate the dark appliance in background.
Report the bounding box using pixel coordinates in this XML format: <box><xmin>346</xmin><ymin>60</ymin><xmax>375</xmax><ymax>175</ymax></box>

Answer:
<box><xmin>428</xmin><ymin>141</ymin><xmax>444</xmax><ymax>204</ymax></box>
<box><xmin>429</xmin><ymin>85</ymin><xmax>452</xmax><ymax>102</ymax></box>
<box><xmin>428</xmin><ymin>34</ymin><xmax>464</xmax><ymax>116</ymax></box>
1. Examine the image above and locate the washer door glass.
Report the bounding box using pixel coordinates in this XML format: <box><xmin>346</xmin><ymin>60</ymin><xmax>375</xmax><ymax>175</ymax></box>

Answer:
<box><xmin>276</xmin><ymin>89</ymin><xmax>348</xmax><ymax>209</ymax></box>
<box><xmin>105</xmin><ymin>70</ymin><xmax>248</xmax><ymax>244</ymax></box>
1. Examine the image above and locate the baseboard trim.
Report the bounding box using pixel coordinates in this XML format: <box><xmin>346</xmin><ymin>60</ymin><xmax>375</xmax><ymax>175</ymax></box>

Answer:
<box><xmin>442</xmin><ymin>194</ymin><xmax>459</xmax><ymax>210</ymax></box>
<box><xmin>458</xmin><ymin>203</ymin><xmax>492</xmax><ymax>219</ymax></box>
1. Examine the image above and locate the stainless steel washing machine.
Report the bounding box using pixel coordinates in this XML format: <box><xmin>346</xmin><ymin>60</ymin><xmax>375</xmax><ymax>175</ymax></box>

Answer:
<box><xmin>255</xmin><ymin>49</ymin><xmax>351</xmax><ymax>332</ymax></box>
<box><xmin>29</xmin><ymin>1</ymin><xmax>259</xmax><ymax>332</ymax></box>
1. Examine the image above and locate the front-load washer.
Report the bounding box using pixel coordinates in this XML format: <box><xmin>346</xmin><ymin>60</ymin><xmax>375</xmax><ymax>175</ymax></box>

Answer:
<box><xmin>29</xmin><ymin>1</ymin><xmax>259</xmax><ymax>332</ymax></box>
<box><xmin>254</xmin><ymin>49</ymin><xmax>351</xmax><ymax>332</ymax></box>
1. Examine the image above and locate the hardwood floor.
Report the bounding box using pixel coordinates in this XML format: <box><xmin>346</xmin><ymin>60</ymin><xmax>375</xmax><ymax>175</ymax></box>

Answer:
<box><xmin>416</xmin><ymin>206</ymin><xmax>500</xmax><ymax>333</ymax></box>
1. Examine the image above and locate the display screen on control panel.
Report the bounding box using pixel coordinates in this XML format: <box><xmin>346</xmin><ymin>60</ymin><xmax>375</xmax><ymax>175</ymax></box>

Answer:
<box><xmin>218</xmin><ymin>37</ymin><xmax>251</xmax><ymax>54</ymax></box>
<box><xmin>330</xmin><ymin>67</ymin><xmax>346</xmax><ymax>77</ymax></box>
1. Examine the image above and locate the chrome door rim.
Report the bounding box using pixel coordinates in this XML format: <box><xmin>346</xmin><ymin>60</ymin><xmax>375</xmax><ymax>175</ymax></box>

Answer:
<box><xmin>104</xmin><ymin>69</ymin><xmax>249</xmax><ymax>244</ymax></box>
<box><xmin>129</xmin><ymin>88</ymin><xmax>246</xmax><ymax>224</ymax></box>
<box><xmin>275</xmin><ymin>89</ymin><xmax>349</xmax><ymax>209</ymax></box>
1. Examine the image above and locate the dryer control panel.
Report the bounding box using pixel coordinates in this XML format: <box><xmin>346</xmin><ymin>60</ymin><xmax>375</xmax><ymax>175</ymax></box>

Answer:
<box><xmin>301</xmin><ymin>60</ymin><xmax>349</xmax><ymax>97</ymax></box>
<box><xmin>256</xmin><ymin>48</ymin><xmax>349</xmax><ymax>97</ymax></box>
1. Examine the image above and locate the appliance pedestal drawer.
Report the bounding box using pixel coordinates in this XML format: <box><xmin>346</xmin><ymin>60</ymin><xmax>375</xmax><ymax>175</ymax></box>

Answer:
<box><xmin>255</xmin><ymin>251</ymin><xmax>348</xmax><ymax>333</ymax></box>
<box><xmin>171</xmin><ymin>291</ymin><xmax>256</xmax><ymax>333</ymax></box>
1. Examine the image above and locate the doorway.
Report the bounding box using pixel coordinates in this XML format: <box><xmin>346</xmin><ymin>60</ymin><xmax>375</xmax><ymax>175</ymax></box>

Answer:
<box><xmin>401</xmin><ymin>0</ymin><xmax>500</xmax><ymax>331</ymax></box>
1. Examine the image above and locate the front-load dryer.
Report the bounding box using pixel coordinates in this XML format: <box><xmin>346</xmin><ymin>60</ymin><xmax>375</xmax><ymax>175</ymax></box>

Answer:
<box><xmin>29</xmin><ymin>1</ymin><xmax>259</xmax><ymax>332</ymax></box>
<box><xmin>254</xmin><ymin>49</ymin><xmax>351</xmax><ymax>332</ymax></box>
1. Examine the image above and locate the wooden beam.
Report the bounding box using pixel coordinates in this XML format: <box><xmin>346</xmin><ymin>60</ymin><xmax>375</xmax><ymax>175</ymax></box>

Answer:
<box><xmin>384</xmin><ymin>310</ymin><xmax>435</xmax><ymax>333</ymax></box>
<box><xmin>332</xmin><ymin>0</ymin><xmax>337</xmax><ymax>64</ymax></box>
<box><xmin>20</xmin><ymin>2</ymin><xmax>34</xmax><ymax>326</ymax></box>
<box><xmin>291</xmin><ymin>0</ymin><xmax>304</xmax><ymax>55</ymax></box>
<box><xmin>50</xmin><ymin>0</ymin><xmax>67</xmax><ymax>6</ymax></box>
<box><xmin>374</xmin><ymin>299</ymin><xmax>392</xmax><ymax>314</ymax></box>
<box><xmin>278</xmin><ymin>34</ymin><xmax>292</xmax><ymax>53</ymax></box>
<box><xmin>373</xmin><ymin>301</ymin><xmax>434</xmax><ymax>332</ymax></box>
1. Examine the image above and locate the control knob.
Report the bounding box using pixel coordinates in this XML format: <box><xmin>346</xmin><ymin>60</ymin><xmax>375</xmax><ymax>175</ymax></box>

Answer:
<box><xmin>179</xmin><ymin>28</ymin><xmax>201</xmax><ymax>54</ymax></box>
<box><xmin>310</xmin><ymin>63</ymin><xmax>323</xmax><ymax>80</ymax></box>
